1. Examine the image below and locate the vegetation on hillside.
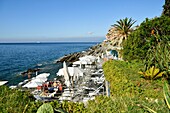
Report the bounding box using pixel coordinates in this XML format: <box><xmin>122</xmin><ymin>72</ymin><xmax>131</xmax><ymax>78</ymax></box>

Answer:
<box><xmin>100</xmin><ymin>1</ymin><xmax>170</xmax><ymax>112</ymax></box>
<box><xmin>101</xmin><ymin>60</ymin><xmax>169</xmax><ymax>112</ymax></box>
<box><xmin>0</xmin><ymin>86</ymin><xmax>42</xmax><ymax>113</ymax></box>
<box><xmin>0</xmin><ymin>86</ymin><xmax>87</xmax><ymax>113</ymax></box>
<box><xmin>143</xmin><ymin>35</ymin><xmax>170</xmax><ymax>77</ymax></box>
<box><xmin>123</xmin><ymin>16</ymin><xmax>170</xmax><ymax>61</ymax></box>
<box><xmin>162</xmin><ymin>0</ymin><xmax>170</xmax><ymax>17</ymax></box>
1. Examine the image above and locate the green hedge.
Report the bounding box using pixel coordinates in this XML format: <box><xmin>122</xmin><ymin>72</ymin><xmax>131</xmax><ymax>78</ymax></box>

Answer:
<box><xmin>103</xmin><ymin>60</ymin><xmax>142</xmax><ymax>97</ymax></box>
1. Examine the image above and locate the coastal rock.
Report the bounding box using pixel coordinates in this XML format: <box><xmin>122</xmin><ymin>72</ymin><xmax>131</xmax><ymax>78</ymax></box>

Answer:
<box><xmin>106</xmin><ymin>27</ymin><xmax>124</xmax><ymax>47</ymax></box>
<box><xmin>21</xmin><ymin>68</ymin><xmax>40</xmax><ymax>75</ymax></box>
<box><xmin>56</xmin><ymin>43</ymin><xmax>104</xmax><ymax>63</ymax></box>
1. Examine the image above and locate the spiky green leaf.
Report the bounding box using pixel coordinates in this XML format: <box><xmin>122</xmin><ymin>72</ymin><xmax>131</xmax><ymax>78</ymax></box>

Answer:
<box><xmin>163</xmin><ymin>81</ymin><xmax>170</xmax><ymax>109</ymax></box>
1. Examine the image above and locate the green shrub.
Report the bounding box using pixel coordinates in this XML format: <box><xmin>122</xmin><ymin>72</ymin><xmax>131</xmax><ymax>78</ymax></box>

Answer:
<box><xmin>50</xmin><ymin>100</ymin><xmax>61</xmax><ymax>109</ymax></box>
<box><xmin>123</xmin><ymin>16</ymin><xmax>170</xmax><ymax>61</ymax></box>
<box><xmin>26</xmin><ymin>101</ymin><xmax>43</xmax><ymax>113</ymax></box>
<box><xmin>61</xmin><ymin>101</ymin><xmax>87</xmax><ymax>113</ymax></box>
<box><xmin>103</xmin><ymin>60</ymin><xmax>143</xmax><ymax>97</ymax></box>
<box><xmin>144</xmin><ymin>35</ymin><xmax>170</xmax><ymax>77</ymax></box>
<box><xmin>0</xmin><ymin>86</ymin><xmax>44</xmax><ymax>113</ymax></box>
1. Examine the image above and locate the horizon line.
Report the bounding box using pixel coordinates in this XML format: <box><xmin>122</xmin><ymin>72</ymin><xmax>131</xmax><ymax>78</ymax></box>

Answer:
<box><xmin>0</xmin><ymin>41</ymin><xmax>102</xmax><ymax>44</ymax></box>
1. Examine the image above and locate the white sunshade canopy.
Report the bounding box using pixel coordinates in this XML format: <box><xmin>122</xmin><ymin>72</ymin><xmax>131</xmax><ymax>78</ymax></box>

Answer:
<box><xmin>56</xmin><ymin>68</ymin><xmax>64</xmax><ymax>76</ymax></box>
<box><xmin>86</xmin><ymin>55</ymin><xmax>96</xmax><ymax>60</ymax></box>
<box><xmin>72</xmin><ymin>56</ymin><xmax>97</xmax><ymax>67</ymax></box>
<box><xmin>73</xmin><ymin>61</ymin><xmax>81</xmax><ymax>65</ymax></box>
<box><xmin>73</xmin><ymin>60</ymin><xmax>90</xmax><ymax>65</ymax></box>
<box><xmin>22</xmin><ymin>81</ymin><xmax>42</xmax><ymax>88</ymax></box>
<box><xmin>32</xmin><ymin>77</ymin><xmax>47</xmax><ymax>83</ymax></box>
<box><xmin>56</xmin><ymin>67</ymin><xmax>84</xmax><ymax>77</ymax></box>
<box><xmin>68</xmin><ymin>67</ymin><xmax>84</xmax><ymax>77</ymax></box>
<box><xmin>81</xmin><ymin>60</ymin><xmax>88</xmax><ymax>65</ymax></box>
<box><xmin>36</xmin><ymin>73</ymin><xmax>50</xmax><ymax>78</ymax></box>
<box><xmin>0</xmin><ymin>81</ymin><xmax>8</xmax><ymax>86</ymax></box>
<box><xmin>79</xmin><ymin>55</ymin><xmax>96</xmax><ymax>60</ymax></box>
<box><xmin>79</xmin><ymin>55</ymin><xmax>96</xmax><ymax>64</ymax></box>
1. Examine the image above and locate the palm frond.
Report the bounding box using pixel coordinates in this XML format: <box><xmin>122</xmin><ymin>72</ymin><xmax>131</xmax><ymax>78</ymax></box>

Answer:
<box><xmin>111</xmin><ymin>17</ymin><xmax>136</xmax><ymax>39</ymax></box>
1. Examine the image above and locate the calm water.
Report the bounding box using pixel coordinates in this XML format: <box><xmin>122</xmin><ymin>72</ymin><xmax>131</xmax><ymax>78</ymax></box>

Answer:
<box><xmin>0</xmin><ymin>42</ymin><xmax>98</xmax><ymax>85</ymax></box>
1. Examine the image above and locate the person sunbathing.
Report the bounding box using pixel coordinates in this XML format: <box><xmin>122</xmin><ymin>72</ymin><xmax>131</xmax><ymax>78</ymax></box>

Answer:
<box><xmin>53</xmin><ymin>81</ymin><xmax>57</xmax><ymax>87</ymax></box>
<box><xmin>58</xmin><ymin>83</ymin><xmax>63</xmax><ymax>92</ymax></box>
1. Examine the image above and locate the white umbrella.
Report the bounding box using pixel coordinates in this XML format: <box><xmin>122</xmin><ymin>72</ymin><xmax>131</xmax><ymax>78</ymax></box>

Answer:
<box><xmin>56</xmin><ymin>68</ymin><xmax>64</xmax><ymax>76</ymax></box>
<box><xmin>36</xmin><ymin>73</ymin><xmax>50</xmax><ymax>78</ymax></box>
<box><xmin>79</xmin><ymin>57</ymin><xmax>91</xmax><ymax>62</ymax></box>
<box><xmin>101</xmin><ymin>53</ymin><xmax>104</xmax><ymax>58</ymax></box>
<box><xmin>73</xmin><ymin>67</ymin><xmax>84</xmax><ymax>76</ymax></box>
<box><xmin>79</xmin><ymin>56</ymin><xmax>96</xmax><ymax>65</ymax></box>
<box><xmin>73</xmin><ymin>61</ymin><xmax>81</xmax><ymax>65</ymax></box>
<box><xmin>0</xmin><ymin>81</ymin><xmax>8</xmax><ymax>86</ymax></box>
<box><xmin>23</xmin><ymin>81</ymin><xmax>42</xmax><ymax>88</ymax></box>
<box><xmin>63</xmin><ymin>61</ymin><xmax>70</xmax><ymax>87</ymax></box>
<box><xmin>32</xmin><ymin>77</ymin><xmax>47</xmax><ymax>83</ymax></box>
<box><xmin>72</xmin><ymin>67</ymin><xmax>84</xmax><ymax>81</ymax></box>
<box><xmin>73</xmin><ymin>61</ymin><xmax>82</xmax><ymax>68</ymax></box>
<box><xmin>59</xmin><ymin>67</ymin><xmax>84</xmax><ymax>77</ymax></box>
<box><xmin>97</xmin><ymin>56</ymin><xmax>101</xmax><ymax>63</ymax></box>
<box><xmin>87</xmin><ymin>55</ymin><xmax>96</xmax><ymax>61</ymax></box>
<box><xmin>81</xmin><ymin>60</ymin><xmax>88</xmax><ymax>65</ymax></box>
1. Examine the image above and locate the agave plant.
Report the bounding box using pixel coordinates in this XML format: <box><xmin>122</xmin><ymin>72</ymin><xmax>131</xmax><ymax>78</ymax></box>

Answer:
<box><xmin>144</xmin><ymin>35</ymin><xmax>170</xmax><ymax>77</ymax></box>
<box><xmin>138</xmin><ymin>66</ymin><xmax>164</xmax><ymax>80</ymax></box>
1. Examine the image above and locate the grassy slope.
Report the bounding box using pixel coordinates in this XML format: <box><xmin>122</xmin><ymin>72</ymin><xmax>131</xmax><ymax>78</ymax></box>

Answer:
<box><xmin>93</xmin><ymin>60</ymin><xmax>169</xmax><ymax>113</ymax></box>
<box><xmin>86</xmin><ymin>60</ymin><xmax>169</xmax><ymax>113</ymax></box>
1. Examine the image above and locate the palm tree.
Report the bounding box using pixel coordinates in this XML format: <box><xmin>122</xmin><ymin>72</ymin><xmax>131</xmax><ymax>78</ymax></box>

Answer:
<box><xmin>112</xmin><ymin>17</ymin><xmax>136</xmax><ymax>40</ymax></box>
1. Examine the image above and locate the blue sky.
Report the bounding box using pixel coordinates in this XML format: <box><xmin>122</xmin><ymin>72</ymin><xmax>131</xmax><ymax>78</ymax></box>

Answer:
<box><xmin>0</xmin><ymin>0</ymin><xmax>164</xmax><ymax>42</ymax></box>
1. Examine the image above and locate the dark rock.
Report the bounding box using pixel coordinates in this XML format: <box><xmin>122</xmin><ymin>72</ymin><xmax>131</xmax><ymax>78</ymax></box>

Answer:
<box><xmin>56</xmin><ymin>42</ymin><xmax>103</xmax><ymax>63</ymax></box>
<box><xmin>21</xmin><ymin>68</ymin><xmax>40</xmax><ymax>75</ymax></box>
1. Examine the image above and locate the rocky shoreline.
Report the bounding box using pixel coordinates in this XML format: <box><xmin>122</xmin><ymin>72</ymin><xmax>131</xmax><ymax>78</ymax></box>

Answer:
<box><xmin>17</xmin><ymin>42</ymin><xmax>107</xmax><ymax>102</ymax></box>
<box><xmin>19</xmin><ymin>42</ymin><xmax>105</xmax><ymax>83</ymax></box>
<box><xmin>56</xmin><ymin>42</ymin><xmax>104</xmax><ymax>63</ymax></box>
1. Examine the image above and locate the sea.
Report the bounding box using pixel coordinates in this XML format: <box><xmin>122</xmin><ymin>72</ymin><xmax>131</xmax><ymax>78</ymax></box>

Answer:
<box><xmin>0</xmin><ymin>42</ymin><xmax>98</xmax><ymax>86</ymax></box>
